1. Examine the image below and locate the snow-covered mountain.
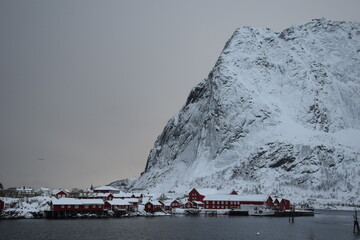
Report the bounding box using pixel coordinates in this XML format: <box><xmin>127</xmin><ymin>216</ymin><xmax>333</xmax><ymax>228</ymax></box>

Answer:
<box><xmin>111</xmin><ymin>18</ymin><xmax>360</xmax><ymax>203</ymax></box>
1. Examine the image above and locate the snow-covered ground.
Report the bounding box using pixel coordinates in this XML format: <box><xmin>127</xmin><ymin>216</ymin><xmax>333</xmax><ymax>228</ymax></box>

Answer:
<box><xmin>1</xmin><ymin>196</ymin><xmax>51</xmax><ymax>219</ymax></box>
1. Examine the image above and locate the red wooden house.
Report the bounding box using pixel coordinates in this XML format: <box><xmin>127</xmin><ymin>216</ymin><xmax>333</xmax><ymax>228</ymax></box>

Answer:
<box><xmin>160</xmin><ymin>200</ymin><xmax>172</xmax><ymax>211</ymax></box>
<box><xmin>96</xmin><ymin>193</ymin><xmax>114</xmax><ymax>201</ymax></box>
<box><xmin>265</xmin><ymin>196</ymin><xmax>274</xmax><ymax>208</ymax></box>
<box><xmin>144</xmin><ymin>200</ymin><xmax>163</xmax><ymax>212</ymax></box>
<box><xmin>188</xmin><ymin>188</ymin><xmax>206</xmax><ymax>202</ymax></box>
<box><xmin>104</xmin><ymin>199</ymin><xmax>131</xmax><ymax>211</ymax></box>
<box><xmin>53</xmin><ymin>190</ymin><xmax>69</xmax><ymax>199</ymax></box>
<box><xmin>280</xmin><ymin>198</ymin><xmax>291</xmax><ymax>210</ymax></box>
<box><xmin>131</xmin><ymin>193</ymin><xmax>144</xmax><ymax>203</ymax></box>
<box><xmin>268</xmin><ymin>197</ymin><xmax>291</xmax><ymax>211</ymax></box>
<box><xmin>272</xmin><ymin>198</ymin><xmax>280</xmax><ymax>210</ymax></box>
<box><xmin>230</xmin><ymin>190</ymin><xmax>238</xmax><ymax>195</ymax></box>
<box><xmin>51</xmin><ymin>198</ymin><xmax>104</xmax><ymax>212</ymax></box>
<box><xmin>188</xmin><ymin>188</ymin><xmax>235</xmax><ymax>202</ymax></box>
<box><xmin>0</xmin><ymin>199</ymin><xmax>4</xmax><ymax>211</ymax></box>
<box><xmin>184</xmin><ymin>201</ymin><xmax>195</xmax><ymax>209</ymax></box>
<box><xmin>203</xmin><ymin>195</ymin><xmax>267</xmax><ymax>209</ymax></box>
<box><xmin>193</xmin><ymin>201</ymin><xmax>205</xmax><ymax>209</ymax></box>
<box><xmin>170</xmin><ymin>200</ymin><xmax>181</xmax><ymax>209</ymax></box>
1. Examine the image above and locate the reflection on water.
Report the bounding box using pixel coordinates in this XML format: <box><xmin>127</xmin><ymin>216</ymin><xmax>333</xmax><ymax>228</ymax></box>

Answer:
<box><xmin>1</xmin><ymin>210</ymin><xmax>360</xmax><ymax>240</ymax></box>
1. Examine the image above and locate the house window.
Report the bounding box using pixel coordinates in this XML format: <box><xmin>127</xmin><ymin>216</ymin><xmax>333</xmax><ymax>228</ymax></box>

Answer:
<box><xmin>75</xmin><ymin>205</ymin><xmax>79</xmax><ymax>209</ymax></box>
<box><xmin>68</xmin><ymin>205</ymin><xmax>71</xmax><ymax>208</ymax></box>
<box><xmin>93</xmin><ymin>205</ymin><xmax>96</xmax><ymax>208</ymax></box>
<box><xmin>61</xmin><ymin>205</ymin><xmax>65</xmax><ymax>209</ymax></box>
<box><xmin>84</xmin><ymin>205</ymin><xmax>89</xmax><ymax>209</ymax></box>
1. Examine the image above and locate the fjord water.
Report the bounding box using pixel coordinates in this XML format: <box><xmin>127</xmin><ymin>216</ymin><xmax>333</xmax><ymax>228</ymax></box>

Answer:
<box><xmin>1</xmin><ymin>210</ymin><xmax>359</xmax><ymax>240</ymax></box>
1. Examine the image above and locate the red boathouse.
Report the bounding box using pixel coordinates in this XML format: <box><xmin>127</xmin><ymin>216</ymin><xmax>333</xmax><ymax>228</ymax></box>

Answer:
<box><xmin>51</xmin><ymin>198</ymin><xmax>104</xmax><ymax>212</ymax></box>
<box><xmin>104</xmin><ymin>199</ymin><xmax>131</xmax><ymax>211</ymax></box>
<box><xmin>144</xmin><ymin>201</ymin><xmax>163</xmax><ymax>212</ymax></box>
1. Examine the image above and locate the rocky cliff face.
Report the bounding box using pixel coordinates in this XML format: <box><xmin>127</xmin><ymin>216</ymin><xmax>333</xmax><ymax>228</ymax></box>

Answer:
<box><xmin>111</xmin><ymin>19</ymin><xmax>360</xmax><ymax>203</ymax></box>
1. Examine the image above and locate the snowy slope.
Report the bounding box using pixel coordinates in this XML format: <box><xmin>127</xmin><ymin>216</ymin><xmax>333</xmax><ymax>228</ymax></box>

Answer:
<box><xmin>111</xmin><ymin>19</ymin><xmax>360</xmax><ymax>203</ymax></box>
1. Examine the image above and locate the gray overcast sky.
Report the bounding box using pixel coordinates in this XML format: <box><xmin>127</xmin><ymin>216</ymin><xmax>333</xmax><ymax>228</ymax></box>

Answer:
<box><xmin>1</xmin><ymin>0</ymin><xmax>359</xmax><ymax>189</ymax></box>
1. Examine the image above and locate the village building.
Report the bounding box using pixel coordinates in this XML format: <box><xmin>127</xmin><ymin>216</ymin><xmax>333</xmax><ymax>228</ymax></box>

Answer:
<box><xmin>192</xmin><ymin>201</ymin><xmax>205</xmax><ymax>209</ymax></box>
<box><xmin>93</xmin><ymin>186</ymin><xmax>120</xmax><ymax>194</ymax></box>
<box><xmin>51</xmin><ymin>198</ymin><xmax>104</xmax><ymax>212</ymax></box>
<box><xmin>144</xmin><ymin>200</ymin><xmax>163</xmax><ymax>212</ymax></box>
<box><xmin>125</xmin><ymin>198</ymin><xmax>140</xmax><ymax>211</ymax></box>
<box><xmin>184</xmin><ymin>201</ymin><xmax>195</xmax><ymax>209</ymax></box>
<box><xmin>131</xmin><ymin>193</ymin><xmax>144</xmax><ymax>202</ymax></box>
<box><xmin>16</xmin><ymin>186</ymin><xmax>34</xmax><ymax>194</ymax></box>
<box><xmin>95</xmin><ymin>193</ymin><xmax>114</xmax><ymax>201</ymax></box>
<box><xmin>160</xmin><ymin>200</ymin><xmax>173</xmax><ymax>211</ymax></box>
<box><xmin>113</xmin><ymin>193</ymin><xmax>132</xmax><ymax>199</ymax></box>
<box><xmin>230</xmin><ymin>190</ymin><xmax>238</xmax><ymax>195</ymax></box>
<box><xmin>53</xmin><ymin>189</ymin><xmax>69</xmax><ymax>199</ymax></box>
<box><xmin>188</xmin><ymin>188</ymin><xmax>207</xmax><ymax>202</ymax></box>
<box><xmin>112</xmin><ymin>192</ymin><xmax>143</xmax><ymax>200</ymax></box>
<box><xmin>104</xmin><ymin>199</ymin><xmax>131</xmax><ymax>211</ymax></box>
<box><xmin>279</xmin><ymin>198</ymin><xmax>291</xmax><ymax>211</ymax></box>
<box><xmin>271</xmin><ymin>197</ymin><xmax>280</xmax><ymax>210</ymax></box>
<box><xmin>266</xmin><ymin>197</ymin><xmax>291</xmax><ymax>211</ymax></box>
<box><xmin>188</xmin><ymin>188</ymin><xmax>238</xmax><ymax>202</ymax></box>
<box><xmin>170</xmin><ymin>200</ymin><xmax>181</xmax><ymax>209</ymax></box>
<box><xmin>203</xmin><ymin>195</ymin><xmax>268</xmax><ymax>209</ymax></box>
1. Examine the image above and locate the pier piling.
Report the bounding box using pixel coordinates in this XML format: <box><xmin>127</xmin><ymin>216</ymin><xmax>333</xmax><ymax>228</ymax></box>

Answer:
<box><xmin>289</xmin><ymin>205</ymin><xmax>295</xmax><ymax>223</ymax></box>
<box><xmin>353</xmin><ymin>208</ymin><xmax>360</xmax><ymax>233</ymax></box>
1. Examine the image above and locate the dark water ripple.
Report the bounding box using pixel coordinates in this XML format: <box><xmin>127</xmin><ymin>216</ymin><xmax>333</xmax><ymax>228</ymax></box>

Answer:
<box><xmin>1</xmin><ymin>210</ymin><xmax>360</xmax><ymax>240</ymax></box>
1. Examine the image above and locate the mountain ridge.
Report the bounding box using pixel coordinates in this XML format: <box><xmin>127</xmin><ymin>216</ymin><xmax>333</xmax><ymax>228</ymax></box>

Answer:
<box><xmin>111</xmin><ymin>18</ymin><xmax>360</xmax><ymax>203</ymax></box>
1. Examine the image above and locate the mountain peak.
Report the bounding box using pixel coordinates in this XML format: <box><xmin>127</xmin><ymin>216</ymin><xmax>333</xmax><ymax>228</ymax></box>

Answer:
<box><xmin>111</xmin><ymin>19</ymin><xmax>360</xmax><ymax>203</ymax></box>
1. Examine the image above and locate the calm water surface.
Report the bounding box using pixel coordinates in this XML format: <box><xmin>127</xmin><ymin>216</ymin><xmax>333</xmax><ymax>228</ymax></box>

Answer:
<box><xmin>1</xmin><ymin>210</ymin><xmax>360</xmax><ymax>240</ymax></box>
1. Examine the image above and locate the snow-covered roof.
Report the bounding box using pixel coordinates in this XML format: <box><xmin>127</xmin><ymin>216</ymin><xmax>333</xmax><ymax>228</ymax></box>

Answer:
<box><xmin>177</xmin><ymin>197</ymin><xmax>188</xmax><ymax>205</ymax></box>
<box><xmin>81</xmin><ymin>199</ymin><xmax>104</xmax><ymax>205</ymax></box>
<box><xmin>93</xmin><ymin>186</ymin><xmax>119</xmax><ymax>191</ymax></box>
<box><xmin>193</xmin><ymin>201</ymin><xmax>204</xmax><ymax>205</ymax></box>
<box><xmin>52</xmin><ymin>198</ymin><xmax>104</xmax><ymax>205</ymax></box>
<box><xmin>106</xmin><ymin>199</ymin><xmax>131</xmax><ymax>206</ymax></box>
<box><xmin>113</xmin><ymin>193</ymin><xmax>132</xmax><ymax>198</ymax></box>
<box><xmin>124</xmin><ymin>198</ymin><xmax>139</xmax><ymax>203</ymax></box>
<box><xmin>147</xmin><ymin>200</ymin><xmax>163</xmax><ymax>206</ymax></box>
<box><xmin>132</xmin><ymin>193</ymin><xmax>143</xmax><ymax>197</ymax></box>
<box><xmin>160</xmin><ymin>200</ymin><xmax>173</xmax><ymax>206</ymax></box>
<box><xmin>52</xmin><ymin>189</ymin><xmax>69</xmax><ymax>195</ymax></box>
<box><xmin>203</xmin><ymin>195</ymin><xmax>268</xmax><ymax>202</ymax></box>
<box><xmin>142</xmin><ymin>196</ymin><xmax>151</xmax><ymax>203</ymax></box>
<box><xmin>193</xmin><ymin>188</ymin><xmax>233</xmax><ymax>196</ymax></box>
<box><xmin>96</xmin><ymin>193</ymin><xmax>112</xmax><ymax>197</ymax></box>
